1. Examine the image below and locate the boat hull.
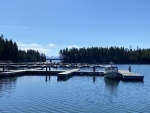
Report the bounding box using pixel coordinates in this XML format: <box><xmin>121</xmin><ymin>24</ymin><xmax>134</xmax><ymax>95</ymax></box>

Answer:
<box><xmin>104</xmin><ymin>72</ymin><xmax>122</xmax><ymax>79</ymax></box>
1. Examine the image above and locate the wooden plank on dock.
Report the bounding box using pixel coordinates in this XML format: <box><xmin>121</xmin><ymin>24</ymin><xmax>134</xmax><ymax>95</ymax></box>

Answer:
<box><xmin>119</xmin><ymin>70</ymin><xmax>144</xmax><ymax>81</ymax></box>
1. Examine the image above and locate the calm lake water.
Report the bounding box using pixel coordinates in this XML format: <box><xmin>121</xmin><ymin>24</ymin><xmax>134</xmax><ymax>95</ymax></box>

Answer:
<box><xmin>0</xmin><ymin>65</ymin><xmax>150</xmax><ymax>113</ymax></box>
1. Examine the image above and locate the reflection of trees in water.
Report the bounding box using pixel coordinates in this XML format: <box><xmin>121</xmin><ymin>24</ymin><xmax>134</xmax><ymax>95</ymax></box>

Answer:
<box><xmin>0</xmin><ymin>77</ymin><xmax>17</xmax><ymax>96</ymax></box>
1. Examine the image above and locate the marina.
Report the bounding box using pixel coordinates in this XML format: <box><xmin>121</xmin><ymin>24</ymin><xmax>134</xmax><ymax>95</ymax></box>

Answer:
<box><xmin>0</xmin><ymin>64</ymin><xmax>148</xmax><ymax>113</ymax></box>
<box><xmin>0</xmin><ymin>63</ymin><xmax>144</xmax><ymax>81</ymax></box>
<box><xmin>0</xmin><ymin>1</ymin><xmax>149</xmax><ymax>112</ymax></box>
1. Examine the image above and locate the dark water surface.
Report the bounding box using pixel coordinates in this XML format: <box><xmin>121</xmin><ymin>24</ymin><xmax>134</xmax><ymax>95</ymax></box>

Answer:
<box><xmin>0</xmin><ymin>65</ymin><xmax>150</xmax><ymax>113</ymax></box>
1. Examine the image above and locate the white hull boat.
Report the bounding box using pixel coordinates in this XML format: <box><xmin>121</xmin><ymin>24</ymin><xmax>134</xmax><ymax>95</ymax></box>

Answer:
<box><xmin>104</xmin><ymin>62</ymin><xmax>122</xmax><ymax>79</ymax></box>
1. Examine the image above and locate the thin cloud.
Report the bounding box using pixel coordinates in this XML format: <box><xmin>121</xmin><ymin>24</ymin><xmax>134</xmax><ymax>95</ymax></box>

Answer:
<box><xmin>17</xmin><ymin>42</ymin><xmax>46</xmax><ymax>53</ymax></box>
<box><xmin>48</xmin><ymin>43</ymin><xmax>57</xmax><ymax>48</ymax></box>
<box><xmin>17</xmin><ymin>42</ymin><xmax>59</xmax><ymax>56</ymax></box>
<box><xmin>0</xmin><ymin>25</ymin><xmax>29</xmax><ymax>29</ymax></box>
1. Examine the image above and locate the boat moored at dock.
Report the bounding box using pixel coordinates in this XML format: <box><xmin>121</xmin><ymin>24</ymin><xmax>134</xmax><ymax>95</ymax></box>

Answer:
<box><xmin>104</xmin><ymin>62</ymin><xmax>122</xmax><ymax>79</ymax></box>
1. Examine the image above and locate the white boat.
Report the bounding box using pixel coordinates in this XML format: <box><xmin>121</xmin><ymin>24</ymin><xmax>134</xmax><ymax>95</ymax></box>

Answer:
<box><xmin>104</xmin><ymin>62</ymin><xmax>122</xmax><ymax>79</ymax></box>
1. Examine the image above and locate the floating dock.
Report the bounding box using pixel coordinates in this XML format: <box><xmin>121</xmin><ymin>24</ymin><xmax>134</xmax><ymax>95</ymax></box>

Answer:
<box><xmin>0</xmin><ymin>69</ymin><xmax>144</xmax><ymax>81</ymax></box>
<box><xmin>0</xmin><ymin>70</ymin><xmax>26</xmax><ymax>77</ymax></box>
<box><xmin>58</xmin><ymin>69</ymin><xmax>79</xmax><ymax>78</ymax></box>
<box><xmin>119</xmin><ymin>70</ymin><xmax>144</xmax><ymax>81</ymax></box>
<box><xmin>73</xmin><ymin>71</ymin><xmax>104</xmax><ymax>76</ymax></box>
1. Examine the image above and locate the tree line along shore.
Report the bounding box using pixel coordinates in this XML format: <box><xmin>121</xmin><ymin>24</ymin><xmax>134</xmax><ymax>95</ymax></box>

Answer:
<box><xmin>60</xmin><ymin>46</ymin><xmax>150</xmax><ymax>64</ymax></box>
<box><xmin>1</xmin><ymin>34</ymin><xmax>150</xmax><ymax>64</ymax></box>
<box><xmin>0</xmin><ymin>35</ymin><xmax>46</xmax><ymax>62</ymax></box>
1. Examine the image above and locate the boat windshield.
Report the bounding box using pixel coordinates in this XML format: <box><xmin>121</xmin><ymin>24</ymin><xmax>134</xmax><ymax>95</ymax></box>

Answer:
<box><xmin>105</xmin><ymin>66</ymin><xmax>118</xmax><ymax>71</ymax></box>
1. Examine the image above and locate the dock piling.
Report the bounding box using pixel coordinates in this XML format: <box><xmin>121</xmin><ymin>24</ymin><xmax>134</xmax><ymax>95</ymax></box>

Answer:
<box><xmin>3</xmin><ymin>65</ymin><xmax>5</xmax><ymax>71</ymax></box>
<box><xmin>49</xmin><ymin>65</ymin><xmax>51</xmax><ymax>71</ymax></box>
<box><xmin>128</xmin><ymin>66</ymin><xmax>131</xmax><ymax>72</ymax></box>
<box><xmin>46</xmin><ymin>65</ymin><xmax>47</xmax><ymax>71</ymax></box>
<box><xmin>93</xmin><ymin>66</ymin><xmax>95</xmax><ymax>72</ymax></box>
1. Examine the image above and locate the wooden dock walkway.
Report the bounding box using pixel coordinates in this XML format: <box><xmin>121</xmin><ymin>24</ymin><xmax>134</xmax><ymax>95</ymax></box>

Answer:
<box><xmin>0</xmin><ymin>68</ymin><xmax>44</xmax><ymax>77</ymax></box>
<box><xmin>119</xmin><ymin>70</ymin><xmax>144</xmax><ymax>81</ymax></box>
<box><xmin>73</xmin><ymin>71</ymin><xmax>104</xmax><ymax>76</ymax></box>
<box><xmin>0</xmin><ymin>70</ymin><xmax>26</xmax><ymax>77</ymax></box>
<box><xmin>58</xmin><ymin>69</ymin><xmax>79</xmax><ymax>78</ymax></box>
<box><xmin>0</xmin><ymin>65</ymin><xmax>144</xmax><ymax>81</ymax></box>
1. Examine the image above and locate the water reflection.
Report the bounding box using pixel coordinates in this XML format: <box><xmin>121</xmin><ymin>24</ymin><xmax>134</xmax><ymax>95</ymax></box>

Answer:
<box><xmin>0</xmin><ymin>77</ymin><xmax>17</xmax><ymax>97</ymax></box>
<box><xmin>104</xmin><ymin>78</ymin><xmax>120</xmax><ymax>88</ymax></box>
<box><xmin>45</xmin><ymin>76</ymin><xmax>51</xmax><ymax>82</ymax></box>
<box><xmin>104</xmin><ymin>78</ymin><xmax>120</xmax><ymax>103</ymax></box>
<box><xmin>93</xmin><ymin>76</ymin><xmax>96</xmax><ymax>83</ymax></box>
<box><xmin>57</xmin><ymin>76</ymin><xmax>72</xmax><ymax>82</ymax></box>
<box><xmin>104</xmin><ymin>78</ymin><xmax>120</xmax><ymax>94</ymax></box>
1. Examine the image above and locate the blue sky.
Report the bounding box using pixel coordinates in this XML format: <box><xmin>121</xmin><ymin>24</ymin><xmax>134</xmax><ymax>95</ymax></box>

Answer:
<box><xmin>0</xmin><ymin>0</ymin><xmax>150</xmax><ymax>56</ymax></box>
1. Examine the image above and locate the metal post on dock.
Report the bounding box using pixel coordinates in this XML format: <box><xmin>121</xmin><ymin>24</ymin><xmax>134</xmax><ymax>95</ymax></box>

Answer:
<box><xmin>3</xmin><ymin>65</ymin><xmax>5</xmax><ymax>72</ymax></box>
<box><xmin>128</xmin><ymin>66</ymin><xmax>131</xmax><ymax>72</ymax></box>
<box><xmin>8</xmin><ymin>63</ymin><xmax>10</xmax><ymax>71</ymax></box>
<box><xmin>49</xmin><ymin>64</ymin><xmax>51</xmax><ymax>71</ymax></box>
<box><xmin>46</xmin><ymin>65</ymin><xmax>47</xmax><ymax>71</ymax></box>
<box><xmin>93</xmin><ymin>66</ymin><xmax>95</xmax><ymax>72</ymax></box>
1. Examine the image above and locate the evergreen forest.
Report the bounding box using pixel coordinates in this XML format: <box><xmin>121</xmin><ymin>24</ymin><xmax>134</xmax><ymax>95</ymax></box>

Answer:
<box><xmin>0</xmin><ymin>35</ymin><xmax>46</xmax><ymax>62</ymax></box>
<box><xmin>60</xmin><ymin>47</ymin><xmax>150</xmax><ymax>64</ymax></box>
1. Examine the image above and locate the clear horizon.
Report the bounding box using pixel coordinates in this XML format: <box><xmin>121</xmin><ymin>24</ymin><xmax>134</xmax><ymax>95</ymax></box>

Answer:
<box><xmin>0</xmin><ymin>0</ymin><xmax>150</xmax><ymax>56</ymax></box>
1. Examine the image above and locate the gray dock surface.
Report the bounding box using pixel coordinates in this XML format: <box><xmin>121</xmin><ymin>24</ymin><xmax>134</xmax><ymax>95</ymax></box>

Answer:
<box><xmin>119</xmin><ymin>70</ymin><xmax>144</xmax><ymax>81</ymax></box>
<box><xmin>73</xmin><ymin>71</ymin><xmax>104</xmax><ymax>75</ymax></box>
<box><xmin>0</xmin><ymin>70</ymin><xmax>26</xmax><ymax>77</ymax></box>
<box><xmin>0</xmin><ymin>66</ymin><xmax>144</xmax><ymax>81</ymax></box>
<box><xmin>58</xmin><ymin>69</ymin><xmax>79</xmax><ymax>78</ymax></box>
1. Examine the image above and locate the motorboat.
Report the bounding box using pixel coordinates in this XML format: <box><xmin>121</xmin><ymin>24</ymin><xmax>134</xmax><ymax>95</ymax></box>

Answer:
<box><xmin>104</xmin><ymin>62</ymin><xmax>122</xmax><ymax>79</ymax></box>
